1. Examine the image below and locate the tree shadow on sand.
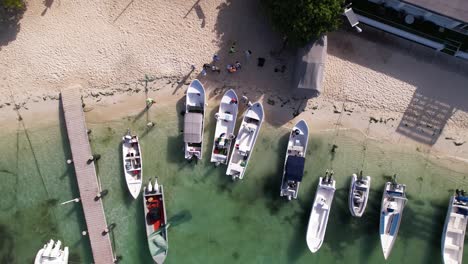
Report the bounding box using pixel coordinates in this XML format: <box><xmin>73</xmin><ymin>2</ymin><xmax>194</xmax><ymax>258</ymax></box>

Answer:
<box><xmin>0</xmin><ymin>4</ymin><xmax>25</xmax><ymax>49</ymax></box>
<box><xmin>210</xmin><ymin>0</ymin><xmax>309</xmax><ymax>127</ymax></box>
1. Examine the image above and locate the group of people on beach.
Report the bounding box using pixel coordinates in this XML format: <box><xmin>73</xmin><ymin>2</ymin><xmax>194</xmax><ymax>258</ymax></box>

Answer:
<box><xmin>200</xmin><ymin>41</ymin><xmax>252</xmax><ymax>76</ymax></box>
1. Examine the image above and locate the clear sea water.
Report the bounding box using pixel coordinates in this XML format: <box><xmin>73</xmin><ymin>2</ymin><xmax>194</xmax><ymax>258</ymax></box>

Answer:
<box><xmin>1</xmin><ymin>103</ymin><xmax>467</xmax><ymax>264</ymax></box>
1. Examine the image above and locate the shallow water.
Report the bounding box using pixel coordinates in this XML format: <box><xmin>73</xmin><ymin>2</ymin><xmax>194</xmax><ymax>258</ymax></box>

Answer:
<box><xmin>0</xmin><ymin>104</ymin><xmax>467</xmax><ymax>264</ymax></box>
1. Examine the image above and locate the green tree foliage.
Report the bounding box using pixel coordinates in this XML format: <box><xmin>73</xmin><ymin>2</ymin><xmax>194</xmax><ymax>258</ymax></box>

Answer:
<box><xmin>262</xmin><ymin>0</ymin><xmax>344</xmax><ymax>47</ymax></box>
<box><xmin>2</xmin><ymin>0</ymin><xmax>25</xmax><ymax>10</ymax></box>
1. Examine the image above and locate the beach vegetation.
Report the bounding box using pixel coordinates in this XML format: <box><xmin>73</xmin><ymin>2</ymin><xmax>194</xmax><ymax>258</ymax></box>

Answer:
<box><xmin>2</xmin><ymin>0</ymin><xmax>25</xmax><ymax>10</ymax></box>
<box><xmin>262</xmin><ymin>0</ymin><xmax>344</xmax><ymax>47</ymax></box>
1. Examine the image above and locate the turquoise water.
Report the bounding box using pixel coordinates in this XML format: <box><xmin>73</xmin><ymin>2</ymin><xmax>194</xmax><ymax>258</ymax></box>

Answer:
<box><xmin>0</xmin><ymin>104</ymin><xmax>467</xmax><ymax>264</ymax></box>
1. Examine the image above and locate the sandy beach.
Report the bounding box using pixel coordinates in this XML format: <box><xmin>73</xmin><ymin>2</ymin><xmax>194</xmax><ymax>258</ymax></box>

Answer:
<box><xmin>1</xmin><ymin>0</ymin><xmax>467</xmax><ymax>160</ymax></box>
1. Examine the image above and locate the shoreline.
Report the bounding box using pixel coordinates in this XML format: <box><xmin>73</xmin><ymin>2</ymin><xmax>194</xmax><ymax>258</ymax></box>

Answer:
<box><xmin>1</xmin><ymin>79</ymin><xmax>467</xmax><ymax>166</ymax></box>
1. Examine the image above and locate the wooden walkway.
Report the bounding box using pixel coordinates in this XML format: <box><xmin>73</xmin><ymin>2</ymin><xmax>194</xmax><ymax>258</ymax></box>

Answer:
<box><xmin>61</xmin><ymin>87</ymin><xmax>115</xmax><ymax>264</ymax></box>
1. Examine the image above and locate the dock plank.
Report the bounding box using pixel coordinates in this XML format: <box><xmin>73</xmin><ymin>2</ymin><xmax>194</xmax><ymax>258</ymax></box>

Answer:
<box><xmin>61</xmin><ymin>88</ymin><xmax>115</xmax><ymax>264</ymax></box>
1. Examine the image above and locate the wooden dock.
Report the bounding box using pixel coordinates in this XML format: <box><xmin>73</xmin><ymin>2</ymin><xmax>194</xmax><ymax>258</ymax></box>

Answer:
<box><xmin>61</xmin><ymin>87</ymin><xmax>115</xmax><ymax>264</ymax></box>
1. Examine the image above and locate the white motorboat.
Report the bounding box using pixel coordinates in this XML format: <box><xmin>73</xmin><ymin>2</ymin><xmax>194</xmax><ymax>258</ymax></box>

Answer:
<box><xmin>348</xmin><ymin>171</ymin><xmax>371</xmax><ymax>217</ymax></box>
<box><xmin>122</xmin><ymin>130</ymin><xmax>143</xmax><ymax>199</ymax></box>
<box><xmin>226</xmin><ymin>102</ymin><xmax>264</xmax><ymax>180</ymax></box>
<box><xmin>184</xmin><ymin>79</ymin><xmax>206</xmax><ymax>161</ymax></box>
<box><xmin>210</xmin><ymin>89</ymin><xmax>239</xmax><ymax>166</ymax></box>
<box><xmin>441</xmin><ymin>189</ymin><xmax>468</xmax><ymax>264</ymax></box>
<box><xmin>306</xmin><ymin>170</ymin><xmax>336</xmax><ymax>253</ymax></box>
<box><xmin>34</xmin><ymin>239</ymin><xmax>69</xmax><ymax>264</ymax></box>
<box><xmin>280</xmin><ymin>120</ymin><xmax>309</xmax><ymax>200</ymax></box>
<box><xmin>143</xmin><ymin>178</ymin><xmax>168</xmax><ymax>264</ymax></box>
<box><xmin>379</xmin><ymin>178</ymin><xmax>407</xmax><ymax>260</ymax></box>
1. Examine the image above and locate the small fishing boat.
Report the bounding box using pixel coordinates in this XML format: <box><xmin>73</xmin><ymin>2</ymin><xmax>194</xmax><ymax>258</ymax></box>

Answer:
<box><xmin>306</xmin><ymin>170</ymin><xmax>336</xmax><ymax>253</ymax></box>
<box><xmin>122</xmin><ymin>130</ymin><xmax>143</xmax><ymax>199</ymax></box>
<box><xmin>210</xmin><ymin>89</ymin><xmax>239</xmax><ymax>166</ymax></box>
<box><xmin>379</xmin><ymin>176</ymin><xmax>407</xmax><ymax>260</ymax></box>
<box><xmin>143</xmin><ymin>178</ymin><xmax>168</xmax><ymax>264</ymax></box>
<box><xmin>280</xmin><ymin>120</ymin><xmax>309</xmax><ymax>200</ymax></box>
<box><xmin>441</xmin><ymin>189</ymin><xmax>468</xmax><ymax>264</ymax></box>
<box><xmin>348</xmin><ymin>171</ymin><xmax>371</xmax><ymax>217</ymax></box>
<box><xmin>226</xmin><ymin>102</ymin><xmax>264</xmax><ymax>180</ymax></box>
<box><xmin>34</xmin><ymin>239</ymin><xmax>69</xmax><ymax>264</ymax></box>
<box><xmin>184</xmin><ymin>79</ymin><xmax>206</xmax><ymax>161</ymax></box>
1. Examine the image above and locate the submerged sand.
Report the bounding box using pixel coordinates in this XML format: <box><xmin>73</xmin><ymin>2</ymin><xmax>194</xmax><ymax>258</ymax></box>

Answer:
<box><xmin>0</xmin><ymin>0</ymin><xmax>467</xmax><ymax>160</ymax></box>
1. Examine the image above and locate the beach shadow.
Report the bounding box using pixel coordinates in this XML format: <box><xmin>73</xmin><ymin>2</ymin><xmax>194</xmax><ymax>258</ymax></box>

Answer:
<box><xmin>165</xmin><ymin>135</ymin><xmax>185</xmax><ymax>165</ymax></box>
<box><xmin>132</xmin><ymin>106</ymin><xmax>150</xmax><ymax>124</ymax></box>
<box><xmin>396</xmin><ymin>91</ymin><xmax>454</xmax><ymax>145</ymax></box>
<box><xmin>0</xmin><ymin>224</ymin><xmax>15</xmax><ymax>263</ymax></box>
<box><xmin>176</xmin><ymin>96</ymin><xmax>185</xmax><ymax>131</ymax></box>
<box><xmin>113</xmin><ymin>0</ymin><xmax>135</xmax><ymax>23</ymax></box>
<box><xmin>203</xmin><ymin>107</ymin><xmax>218</xmax><ymax>161</ymax></box>
<box><xmin>262</xmin><ymin>132</ymin><xmax>289</xmax><ymax>215</ymax></box>
<box><xmin>0</xmin><ymin>5</ymin><xmax>24</xmax><ymax>50</ymax></box>
<box><xmin>210</xmin><ymin>0</ymin><xmax>304</xmax><ymax>127</ymax></box>
<box><xmin>172</xmin><ymin>68</ymin><xmax>195</xmax><ymax>95</ymax></box>
<box><xmin>41</xmin><ymin>0</ymin><xmax>54</xmax><ymax>16</ymax></box>
<box><xmin>183</xmin><ymin>0</ymin><xmax>201</xmax><ymax>18</ymax></box>
<box><xmin>168</xmin><ymin>209</ymin><xmax>193</xmax><ymax>228</ymax></box>
<box><xmin>327</xmin><ymin>28</ymin><xmax>468</xmax><ymax>144</ymax></box>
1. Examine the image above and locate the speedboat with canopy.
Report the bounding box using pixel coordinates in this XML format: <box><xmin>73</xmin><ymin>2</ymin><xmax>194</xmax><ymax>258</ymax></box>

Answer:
<box><xmin>379</xmin><ymin>176</ymin><xmax>407</xmax><ymax>260</ymax></box>
<box><xmin>348</xmin><ymin>171</ymin><xmax>371</xmax><ymax>217</ymax></box>
<box><xmin>226</xmin><ymin>102</ymin><xmax>264</xmax><ymax>180</ymax></box>
<box><xmin>143</xmin><ymin>178</ymin><xmax>168</xmax><ymax>264</ymax></box>
<box><xmin>306</xmin><ymin>170</ymin><xmax>336</xmax><ymax>253</ymax></box>
<box><xmin>441</xmin><ymin>189</ymin><xmax>468</xmax><ymax>264</ymax></box>
<box><xmin>34</xmin><ymin>239</ymin><xmax>69</xmax><ymax>264</ymax></box>
<box><xmin>122</xmin><ymin>129</ymin><xmax>143</xmax><ymax>199</ymax></box>
<box><xmin>280</xmin><ymin>120</ymin><xmax>309</xmax><ymax>200</ymax></box>
<box><xmin>184</xmin><ymin>79</ymin><xmax>206</xmax><ymax>161</ymax></box>
<box><xmin>210</xmin><ymin>89</ymin><xmax>239</xmax><ymax>166</ymax></box>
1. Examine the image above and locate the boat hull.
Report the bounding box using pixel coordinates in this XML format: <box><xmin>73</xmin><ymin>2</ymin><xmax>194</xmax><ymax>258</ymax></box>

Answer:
<box><xmin>306</xmin><ymin>177</ymin><xmax>336</xmax><ymax>253</ymax></box>
<box><xmin>210</xmin><ymin>89</ymin><xmax>239</xmax><ymax>165</ymax></box>
<box><xmin>122</xmin><ymin>134</ymin><xmax>143</xmax><ymax>199</ymax></box>
<box><xmin>348</xmin><ymin>174</ymin><xmax>371</xmax><ymax>217</ymax></box>
<box><xmin>34</xmin><ymin>240</ymin><xmax>69</xmax><ymax>264</ymax></box>
<box><xmin>226</xmin><ymin>102</ymin><xmax>264</xmax><ymax>180</ymax></box>
<box><xmin>441</xmin><ymin>195</ymin><xmax>468</xmax><ymax>264</ymax></box>
<box><xmin>184</xmin><ymin>79</ymin><xmax>206</xmax><ymax>161</ymax></box>
<box><xmin>144</xmin><ymin>183</ymin><xmax>168</xmax><ymax>264</ymax></box>
<box><xmin>280</xmin><ymin>119</ymin><xmax>309</xmax><ymax>200</ymax></box>
<box><xmin>379</xmin><ymin>182</ymin><xmax>407</xmax><ymax>260</ymax></box>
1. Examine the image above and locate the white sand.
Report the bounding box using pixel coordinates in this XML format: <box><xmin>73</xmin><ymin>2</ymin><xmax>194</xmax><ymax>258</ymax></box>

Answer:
<box><xmin>0</xmin><ymin>0</ymin><xmax>467</xmax><ymax>159</ymax></box>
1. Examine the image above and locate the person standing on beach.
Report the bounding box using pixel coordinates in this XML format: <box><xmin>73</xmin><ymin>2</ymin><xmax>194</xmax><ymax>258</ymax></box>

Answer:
<box><xmin>229</xmin><ymin>41</ymin><xmax>237</xmax><ymax>54</ymax></box>
<box><xmin>244</xmin><ymin>50</ymin><xmax>252</xmax><ymax>60</ymax></box>
<box><xmin>213</xmin><ymin>54</ymin><xmax>220</xmax><ymax>62</ymax></box>
<box><xmin>146</xmin><ymin>98</ymin><xmax>155</xmax><ymax>108</ymax></box>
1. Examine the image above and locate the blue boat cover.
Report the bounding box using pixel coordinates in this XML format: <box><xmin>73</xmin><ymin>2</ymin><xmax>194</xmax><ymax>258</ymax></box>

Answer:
<box><xmin>285</xmin><ymin>156</ymin><xmax>305</xmax><ymax>181</ymax></box>
<box><xmin>390</xmin><ymin>213</ymin><xmax>400</xmax><ymax>235</ymax></box>
<box><xmin>456</xmin><ymin>195</ymin><xmax>468</xmax><ymax>203</ymax></box>
<box><xmin>387</xmin><ymin>190</ymin><xmax>403</xmax><ymax>197</ymax></box>
<box><xmin>380</xmin><ymin>212</ymin><xmax>385</xmax><ymax>234</ymax></box>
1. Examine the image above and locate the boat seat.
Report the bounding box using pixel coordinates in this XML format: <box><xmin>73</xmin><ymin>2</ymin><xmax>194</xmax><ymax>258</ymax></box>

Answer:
<box><xmin>451</xmin><ymin>212</ymin><xmax>465</xmax><ymax>219</ymax></box>
<box><xmin>445</xmin><ymin>243</ymin><xmax>460</xmax><ymax>251</ymax></box>
<box><xmin>453</xmin><ymin>217</ymin><xmax>461</xmax><ymax>228</ymax></box>
<box><xmin>217</xmin><ymin>113</ymin><xmax>233</xmax><ymax>121</ymax></box>
<box><xmin>447</xmin><ymin>227</ymin><xmax>464</xmax><ymax>234</ymax></box>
